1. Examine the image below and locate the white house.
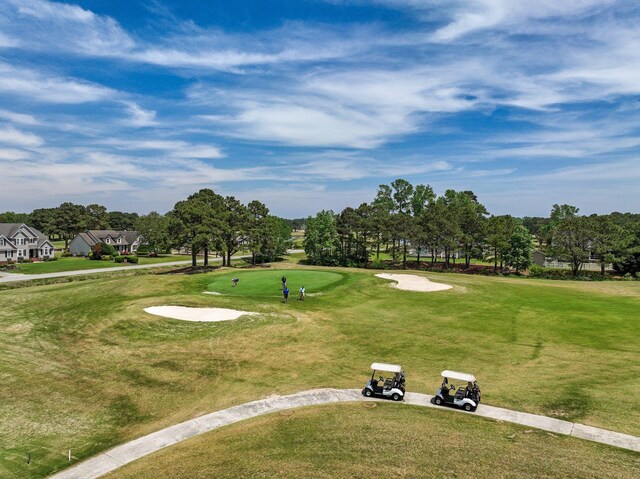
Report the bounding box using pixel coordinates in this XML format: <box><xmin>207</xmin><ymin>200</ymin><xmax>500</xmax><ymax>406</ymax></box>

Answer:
<box><xmin>69</xmin><ymin>230</ymin><xmax>141</xmax><ymax>256</ymax></box>
<box><xmin>0</xmin><ymin>223</ymin><xmax>55</xmax><ymax>262</ymax></box>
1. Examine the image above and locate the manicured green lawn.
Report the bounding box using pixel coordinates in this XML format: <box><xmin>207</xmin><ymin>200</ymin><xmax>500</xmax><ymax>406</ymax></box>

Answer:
<box><xmin>207</xmin><ymin>269</ymin><xmax>344</xmax><ymax>297</ymax></box>
<box><xmin>0</xmin><ymin>266</ymin><xmax>638</xmax><ymax>477</ymax></box>
<box><xmin>13</xmin><ymin>255</ymin><xmax>191</xmax><ymax>274</ymax></box>
<box><xmin>106</xmin><ymin>403</ymin><xmax>640</xmax><ymax>479</ymax></box>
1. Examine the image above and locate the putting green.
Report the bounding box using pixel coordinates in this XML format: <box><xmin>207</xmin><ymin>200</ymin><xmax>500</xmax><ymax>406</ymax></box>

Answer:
<box><xmin>207</xmin><ymin>270</ymin><xmax>344</xmax><ymax>297</ymax></box>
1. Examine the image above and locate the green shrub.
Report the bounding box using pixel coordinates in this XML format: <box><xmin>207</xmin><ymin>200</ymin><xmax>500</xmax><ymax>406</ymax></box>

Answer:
<box><xmin>369</xmin><ymin>258</ymin><xmax>386</xmax><ymax>270</ymax></box>
<box><xmin>101</xmin><ymin>255</ymin><xmax>113</xmax><ymax>261</ymax></box>
<box><xmin>114</xmin><ymin>256</ymin><xmax>126</xmax><ymax>263</ymax></box>
<box><xmin>125</xmin><ymin>255</ymin><xmax>139</xmax><ymax>264</ymax></box>
<box><xmin>61</xmin><ymin>251</ymin><xmax>73</xmax><ymax>257</ymax></box>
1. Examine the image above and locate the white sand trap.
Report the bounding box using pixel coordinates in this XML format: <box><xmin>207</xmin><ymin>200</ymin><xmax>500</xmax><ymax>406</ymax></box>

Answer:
<box><xmin>376</xmin><ymin>273</ymin><xmax>452</xmax><ymax>292</ymax></box>
<box><xmin>202</xmin><ymin>291</ymin><xmax>223</xmax><ymax>295</ymax></box>
<box><xmin>144</xmin><ymin>306</ymin><xmax>257</xmax><ymax>322</ymax></box>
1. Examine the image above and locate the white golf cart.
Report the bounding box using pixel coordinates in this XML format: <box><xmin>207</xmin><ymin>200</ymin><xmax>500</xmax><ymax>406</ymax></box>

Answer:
<box><xmin>362</xmin><ymin>363</ymin><xmax>406</xmax><ymax>401</ymax></box>
<box><xmin>434</xmin><ymin>370</ymin><xmax>481</xmax><ymax>412</ymax></box>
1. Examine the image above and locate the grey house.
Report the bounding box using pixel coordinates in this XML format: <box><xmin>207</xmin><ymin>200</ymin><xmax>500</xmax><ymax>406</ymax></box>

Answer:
<box><xmin>0</xmin><ymin>223</ymin><xmax>55</xmax><ymax>262</ymax></box>
<box><xmin>69</xmin><ymin>230</ymin><xmax>141</xmax><ymax>256</ymax></box>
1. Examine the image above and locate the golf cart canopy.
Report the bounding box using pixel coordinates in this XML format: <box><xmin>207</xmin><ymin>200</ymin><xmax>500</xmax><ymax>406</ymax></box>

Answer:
<box><xmin>371</xmin><ymin>363</ymin><xmax>402</xmax><ymax>373</ymax></box>
<box><xmin>441</xmin><ymin>370</ymin><xmax>476</xmax><ymax>383</ymax></box>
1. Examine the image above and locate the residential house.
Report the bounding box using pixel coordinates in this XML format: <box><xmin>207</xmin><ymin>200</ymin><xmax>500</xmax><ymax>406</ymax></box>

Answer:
<box><xmin>69</xmin><ymin>230</ymin><xmax>141</xmax><ymax>256</ymax></box>
<box><xmin>0</xmin><ymin>223</ymin><xmax>55</xmax><ymax>262</ymax></box>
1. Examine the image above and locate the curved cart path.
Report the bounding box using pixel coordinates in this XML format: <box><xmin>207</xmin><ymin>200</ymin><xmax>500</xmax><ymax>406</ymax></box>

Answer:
<box><xmin>49</xmin><ymin>388</ymin><xmax>640</xmax><ymax>479</ymax></box>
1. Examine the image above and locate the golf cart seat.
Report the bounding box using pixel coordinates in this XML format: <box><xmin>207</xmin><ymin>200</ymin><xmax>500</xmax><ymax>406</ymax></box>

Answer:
<box><xmin>454</xmin><ymin>387</ymin><xmax>466</xmax><ymax>400</ymax></box>
<box><xmin>383</xmin><ymin>378</ymin><xmax>394</xmax><ymax>389</ymax></box>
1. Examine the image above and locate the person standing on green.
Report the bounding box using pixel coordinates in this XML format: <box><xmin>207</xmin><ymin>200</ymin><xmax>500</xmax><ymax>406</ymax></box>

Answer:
<box><xmin>299</xmin><ymin>286</ymin><xmax>305</xmax><ymax>301</ymax></box>
<box><xmin>283</xmin><ymin>286</ymin><xmax>290</xmax><ymax>303</ymax></box>
<box><xmin>281</xmin><ymin>275</ymin><xmax>287</xmax><ymax>289</ymax></box>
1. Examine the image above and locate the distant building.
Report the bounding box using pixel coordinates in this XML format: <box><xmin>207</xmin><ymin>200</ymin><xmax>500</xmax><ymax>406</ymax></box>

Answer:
<box><xmin>532</xmin><ymin>250</ymin><xmax>546</xmax><ymax>267</ymax></box>
<box><xmin>0</xmin><ymin>223</ymin><xmax>55</xmax><ymax>262</ymax></box>
<box><xmin>69</xmin><ymin>230</ymin><xmax>141</xmax><ymax>256</ymax></box>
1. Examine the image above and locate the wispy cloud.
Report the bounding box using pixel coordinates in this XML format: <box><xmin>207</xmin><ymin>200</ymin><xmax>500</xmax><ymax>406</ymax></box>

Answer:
<box><xmin>0</xmin><ymin>63</ymin><xmax>116</xmax><ymax>104</ymax></box>
<box><xmin>0</xmin><ymin>126</ymin><xmax>43</xmax><ymax>147</ymax></box>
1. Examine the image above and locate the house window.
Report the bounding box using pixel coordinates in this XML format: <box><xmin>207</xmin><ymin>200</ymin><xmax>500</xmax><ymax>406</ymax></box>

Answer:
<box><xmin>0</xmin><ymin>239</ymin><xmax>4</xmax><ymax>246</ymax></box>
<box><xmin>117</xmin><ymin>238</ymin><xmax>122</xmax><ymax>243</ymax></box>
<box><xmin>105</xmin><ymin>238</ymin><xmax>110</xmax><ymax>244</ymax></box>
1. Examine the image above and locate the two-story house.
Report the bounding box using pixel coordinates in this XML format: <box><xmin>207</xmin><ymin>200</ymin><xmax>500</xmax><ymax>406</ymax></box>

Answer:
<box><xmin>0</xmin><ymin>223</ymin><xmax>55</xmax><ymax>262</ymax></box>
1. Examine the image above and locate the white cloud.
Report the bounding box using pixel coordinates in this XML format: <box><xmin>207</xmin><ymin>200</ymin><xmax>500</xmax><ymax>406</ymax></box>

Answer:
<box><xmin>120</xmin><ymin>102</ymin><xmax>158</xmax><ymax>128</ymax></box>
<box><xmin>0</xmin><ymin>63</ymin><xmax>116</xmax><ymax>104</ymax></box>
<box><xmin>0</xmin><ymin>109</ymin><xmax>39</xmax><ymax>125</ymax></box>
<box><xmin>0</xmin><ymin>126</ymin><xmax>43</xmax><ymax>147</ymax></box>
<box><xmin>0</xmin><ymin>148</ymin><xmax>31</xmax><ymax>161</ymax></box>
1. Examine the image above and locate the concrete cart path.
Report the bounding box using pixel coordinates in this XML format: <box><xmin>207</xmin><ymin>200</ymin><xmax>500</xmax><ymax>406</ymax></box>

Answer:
<box><xmin>0</xmin><ymin>260</ymin><xmax>194</xmax><ymax>283</ymax></box>
<box><xmin>48</xmin><ymin>388</ymin><xmax>640</xmax><ymax>479</ymax></box>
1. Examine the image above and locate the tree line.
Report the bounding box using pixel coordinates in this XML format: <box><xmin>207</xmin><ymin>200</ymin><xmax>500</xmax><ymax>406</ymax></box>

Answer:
<box><xmin>303</xmin><ymin>179</ymin><xmax>640</xmax><ymax>277</ymax></box>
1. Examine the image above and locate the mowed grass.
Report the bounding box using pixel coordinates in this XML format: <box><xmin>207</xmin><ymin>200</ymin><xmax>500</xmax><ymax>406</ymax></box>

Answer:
<box><xmin>105</xmin><ymin>403</ymin><xmax>640</xmax><ymax>479</ymax></box>
<box><xmin>13</xmin><ymin>255</ymin><xmax>192</xmax><ymax>274</ymax></box>
<box><xmin>0</xmin><ymin>266</ymin><xmax>638</xmax><ymax>478</ymax></box>
<box><xmin>207</xmin><ymin>269</ymin><xmax>344</xmax><ymax>297</ymax></box>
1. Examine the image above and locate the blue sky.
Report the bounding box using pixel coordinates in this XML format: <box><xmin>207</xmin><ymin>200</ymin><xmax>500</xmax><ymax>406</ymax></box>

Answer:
<box><xmin>0</xmin><ymin>0</ymin><xmax>639</xmax><ymax>218</ymax></box>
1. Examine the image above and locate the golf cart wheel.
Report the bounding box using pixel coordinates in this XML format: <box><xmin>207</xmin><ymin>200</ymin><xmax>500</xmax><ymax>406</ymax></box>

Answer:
<box><xmin>391</xmin><ymin>393</ymin><xmax>402</xmax><ymax>401</ymax></box>
<box><xmin>363</xmin><ymin>388</ymin><xmax>373</xmax><ymax>397</ymax></box>
<box><xmin>435</xmin><ymin>397</ymin><xmax>443</xmax><ymax>405</ymax></box>
<box><xmin>464</xmin><ymin>404</ymin><xmax>472</xmax><ymax>412</ymax></box>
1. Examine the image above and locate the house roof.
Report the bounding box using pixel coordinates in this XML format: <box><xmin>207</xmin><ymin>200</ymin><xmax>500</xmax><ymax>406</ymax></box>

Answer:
<box><xmin>82</xmin><ymin>230</ymin><xmax>140</xmax><ymax>247</ymax></box>
<box><xmin>0</xmin><ymin>223</ymin><xmax>47</xmax><ymax>240</ymax></box>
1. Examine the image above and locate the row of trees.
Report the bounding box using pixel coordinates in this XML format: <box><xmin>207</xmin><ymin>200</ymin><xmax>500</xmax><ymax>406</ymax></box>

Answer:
<box><xmin>304</xmin><ymin>179</ymin><xmax>532</xmax><ymax>272</ymax></box>
<box><xmin>541</xmin><ymin>205</ymin><xmax>640</xmax><ymax>276</ymax></box>
<box><xmin>303</xmin><ymin>179</ymin><xmax>640</xmax><ymax>277</ymax></box>
<box><xmin>138</xmin><ymin>189</ymin><xmax>292</xmax><ymax>267</ymax></box>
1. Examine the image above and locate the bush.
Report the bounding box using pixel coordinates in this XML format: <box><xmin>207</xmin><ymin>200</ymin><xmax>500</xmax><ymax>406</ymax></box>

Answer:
<box><xmin>90</xmin><ymin>242</ymin><xmax>118</xmax><ymax>260</ymax></box>
<box><xmin>125</xmin><ymin>255</ymin><xmax>139</xmax><ymax>263</ymax></box>
<box><xmin>369</xmin><ymin>258</ymin><xmax>386</xmax><ymax>270</ymax></box>
<box><xmin>136</xmin><ymin>245</ymin><xmax>150</xmax><ymax>254</ymax></box>
<box><xmin>101</xmin><ymin>255</ymin><xmax>113</xmax><ymax>261</ymax></box>
<box><xmin>0</xmin><ymin>262</ymin><xmax>17</xmax><ymax>271</ymax></box>
<box><xmin>61</xmin><ymin>251</ymin><xmax>73</xmax><ymax>257</ymax></box>
<box><xmin>528</xmin><ymin>265</ymin><xmax>607</xmax><ymax>281</ymax></box>
<box><xmin>114</xmin><ymin>256</ymin><xmax>126</xmax><ymax>263</ymax></box>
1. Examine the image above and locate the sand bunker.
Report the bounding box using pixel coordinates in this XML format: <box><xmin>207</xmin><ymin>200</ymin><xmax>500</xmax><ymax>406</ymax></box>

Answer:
<box><xmin>202</xmin><ymin>291</ymin><xmax>223</xmax><ymax>295</ymax></box>
<box><xmin>144</xmin><ymin>306</ymin><xmax>257</xmax><ymax>322</ymax></box>
<box><xmin>375</xmin><ymin>273</ymin><xmax>452</xmax><ymax>292</ymax></box>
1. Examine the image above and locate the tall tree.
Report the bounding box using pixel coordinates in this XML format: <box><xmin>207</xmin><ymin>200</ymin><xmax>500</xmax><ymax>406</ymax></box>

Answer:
<box><xmin>486</xmin><ymin>215</ymin><xmax>517</xmax><ymax>272</ymax></box>
<box><xmin>53</xmin><ymin>202</ymin><xmax>89</xmax><ymax>249</ymax></box>
<box><xmin>108</xmin><ymin>211</ymin><xmax>139</xmax><ymax>231</ymax></box>
<box><xmin>30</xmin><ymin>208</ymin><xmax>57</xmax><ymax>237</ymax></box>
<box><xmin>221</xmin><ymin>196</ymin><xmax>249</xmax><ymax>267</ymax></box>
<box><xmin>503</xmin><ymin>224</ymin><xmax>533</xmax><ymax>273</ymax></box>
<box><xmin>85</xmin><ymin>204</ymin><xmax>110</xmax><ymax>229</ymax></box>
<box><xmin>0</xmin><ymin>211</ymin><xmax>30</xmax><ymax>224</ymax></box>
<box><xmin>303</xmin><ymin>210</ymin><xmax>341</xmax><ymax>266</ymax></box>
<box><xmin>590</xmin><ymin>215</ymin><xmax>631</xmax><ymax>276</ymax></box>
<box><xmin>169</xmin><ymin>189</ymin><xmax>225</xmax><ymax>267</ymax></box>
<box><xmin>135</xmin><ymin>212</ymin><xmax>171</xmax><ymax>254</ymax></box>
<box><xmin>548</xmin><ymin>206</ymin><xmax>594</xmax><ymax>277</ymax></box>
<box><xmin>246</xmin><ymin>200</ymin><xmax>270</xmax><ymax>265</ymax></box>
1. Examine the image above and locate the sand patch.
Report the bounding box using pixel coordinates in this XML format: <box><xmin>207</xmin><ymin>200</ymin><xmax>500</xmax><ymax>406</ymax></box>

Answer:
<box><xmin>375</xmin><ymin>273</ymin><xmax>452</xmax><ymax>292</ymax></box>
<box><xmin>202</xmin><ymin>291</ymin><xmax>223</xmax><ymax>295</ymax></box>
<box><xmin>144</xmin><ymin>306</ymin><xmax>257</xmax><ymax>322</ymax></box>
